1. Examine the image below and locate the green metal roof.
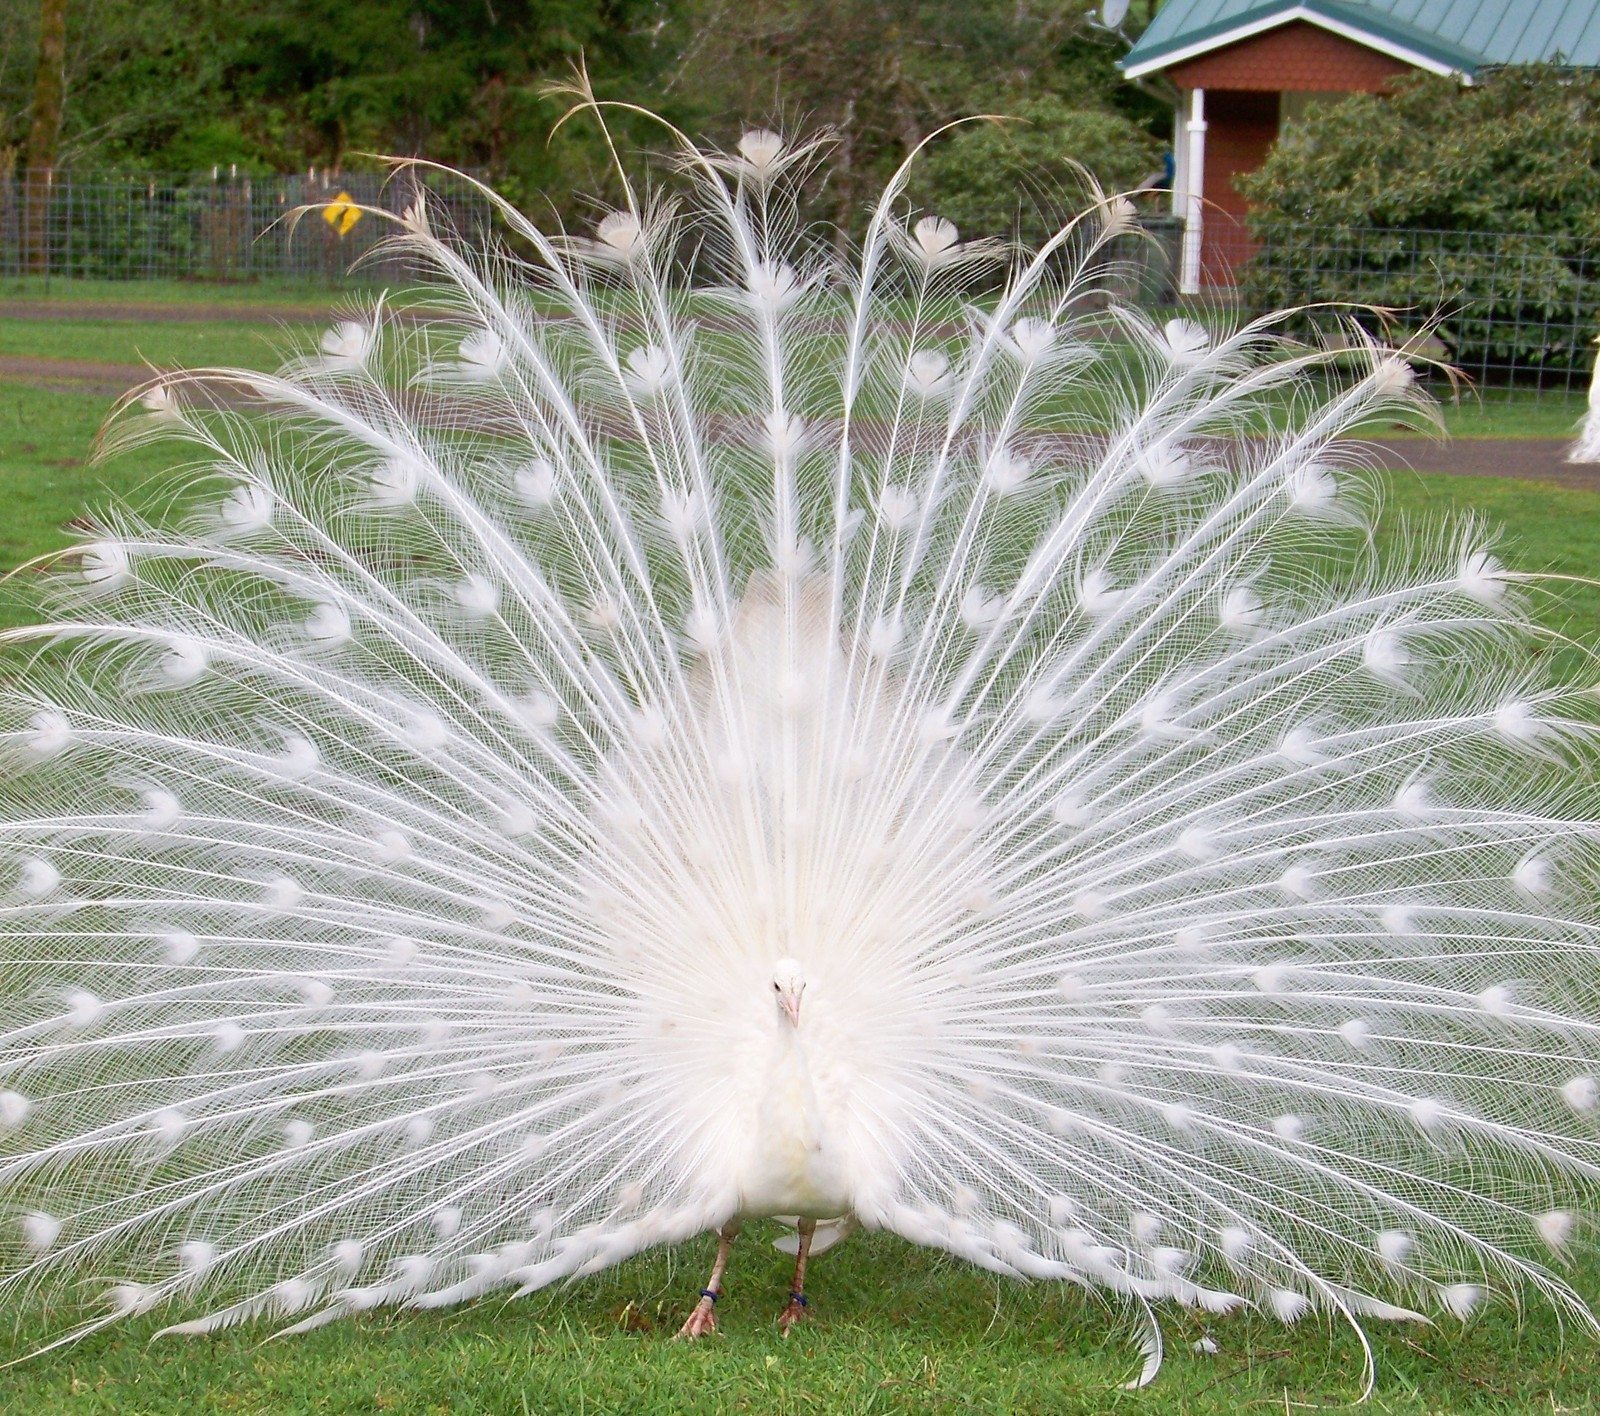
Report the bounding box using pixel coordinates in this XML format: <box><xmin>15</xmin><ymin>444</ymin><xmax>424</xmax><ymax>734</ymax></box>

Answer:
<box><xmin>1121</xmin><ymin>0</ymin><xmax>1600</xmax><ymax>81</ymax></box>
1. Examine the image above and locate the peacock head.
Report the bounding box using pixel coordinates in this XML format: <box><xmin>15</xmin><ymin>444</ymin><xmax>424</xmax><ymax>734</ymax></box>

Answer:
<box><xmin>771</xmin><ymin>957</ymin><xmax>806</xmax><ymax>1027</ymax></box>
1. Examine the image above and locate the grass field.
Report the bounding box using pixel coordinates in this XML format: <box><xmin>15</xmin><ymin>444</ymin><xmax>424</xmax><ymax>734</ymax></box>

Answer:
<box><xmin>0</xmin><ymin>310</ymin><xmax>316</xmax><ymax>607</ymax></box>
<box><xmin>0</xmin><ymin>317</ymin><xmax>324</xmax><ymax>372</ymax></box>
<box><xmin>3</xmin><ymin>291</ymin><xmax>1600</xmax><ymax>1412</ymax></box>
<box><xmin>0</xmin><ymin>276</ymin><xmax>371</xmax><ymax>308</ymax></box>
<box><xmin>1420</xmin><ymin>392</ymin><xmax>1585</xmax><ymax>440</ymax></box>
<box><xmin>5</xmin><ymin>1224</ymin><xmax>1598</xmax><ymax>1416</ymax></box>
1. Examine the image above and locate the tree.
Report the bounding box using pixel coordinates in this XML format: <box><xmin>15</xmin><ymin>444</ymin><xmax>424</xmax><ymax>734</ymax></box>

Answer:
<box><xmin>0</xmin><ymin>0</ymin><xmax>1167</xmax><ymax>247</ymax></box>
<box><xmin>659</xmin><ymin>0</ymin><xmax>1165</xmax><ymax>234</ymax></box>
<box><xmin>1</xmin><ymin>1</ymin><xmax>229</xmax><ymax>169</ymax></box>
<box><xmin>1</xmin><ymin>0</ymin><xmax>676</xmax><ymax>209</ymax></box>
<box><xmin>22</xmin><ymin>0</ymin><xmax>66</xmax><ymax>271</ymax></box>
<box><xmin>223</xmin><ymin>1</ymin><xmax>663</xmax><ymax>175</ymax></box>
<box><xmin>910</xmin><ymin>95</ymin><xmax>1159</xmax><ymax>242</ymax></box>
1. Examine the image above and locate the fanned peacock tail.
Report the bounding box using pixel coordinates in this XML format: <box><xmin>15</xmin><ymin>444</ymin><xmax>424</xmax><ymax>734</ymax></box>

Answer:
<box><xmin>3</xmin><ymin>102</ymin><xmax>1600</xmax><ymax>1378</ymax></box>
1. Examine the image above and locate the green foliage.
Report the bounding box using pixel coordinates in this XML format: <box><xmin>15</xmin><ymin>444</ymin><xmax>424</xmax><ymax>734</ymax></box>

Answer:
<box><xmin>911</xmin><ymin>96</ymin><xmax>1160</xmax><ymax>240</ymax></box>
<box><xmin>0</xmin><ymin>0</ymin><xmax>672</xmax><ymax>223</ymax></box>
<box><xmin>2</xmin><ymin>1</ymin><xmax>257</xmax><ymax>170</ymax></box>
<box><xmin>1240</xmin><ymin>66</ymin><xmax>1600</xmax><ymax>380</ymax></box>
<box><xmin>222</xmin><ymin>1</ymin><xmax>661</xmax><ymax>176</ymax></box>
<box><xmin>653</xmin><ymin>0</ymin><xmax>1167</xmax><ymax>232</ymax></box>
<box><xmin>0</xmin><ymin>0</ymin><xmax>1170</xmax><ymax>241</ymax></box>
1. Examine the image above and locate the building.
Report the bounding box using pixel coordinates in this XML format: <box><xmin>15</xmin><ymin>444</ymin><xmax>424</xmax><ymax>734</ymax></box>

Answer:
<box><xmin>1120</xmin><ymin>1</ymin><xmax>1600</xmax><ymax>291</ymax></box>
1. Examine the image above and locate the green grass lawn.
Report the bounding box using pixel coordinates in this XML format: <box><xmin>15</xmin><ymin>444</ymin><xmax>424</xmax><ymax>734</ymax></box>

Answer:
<box><xmin>3</xmin><ymin>293</ymin><xmax>1600</xmax><ymax>1412</ymax></box>
<box><xmin>4</xmin><ymin>1224</ymin><xmax>1597</xmax><ymax>1415</ymax></box>
<box><xmin>0</xmin><ymin>276</ymin><xmax>374</xmax><ymax>308</ymax></box>
<box><xmin>0</xmin><ymin>316</ymin><xmax>320</xmax><ymax>373</ymax></box>
<box><xmin>0</xmin><ymin>310</ymin><xmax>317</xmax><ymax>612</ymax></box>
<box><xmin>1381</xmin><ymin>465</ymin><xmax>1600</xmax><ymax>680</ymax></box>
<box><xmin>5</xmin><ymin>377</ymin><xmax>1597</xmax><ymax>637</ymax></box>
<box><xmin>1428</xmin><ymin>393</ymin><xmax>1585</xmax><ymax>440</ymax></box>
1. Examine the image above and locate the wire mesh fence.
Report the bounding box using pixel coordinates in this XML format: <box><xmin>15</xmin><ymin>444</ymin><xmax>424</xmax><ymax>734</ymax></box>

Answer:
<box><xmin>0</xmin><ymin>168</ymin><xmax>498</xmax><ymax>285</ymax></box>
<box><xmin>1193</xmin><ymin>221</ymin><xmax>1600</xmax><ymax>399</ymax></box>
<box><xmin>2</xmin><ymin>169</ymin><xmax>1596</xmax><ymax>395</ymax></box>
<box><xmin>909</xmin><ymin>207</ymin><xmax>1596</xmax><ymax>397</ymax></box>
<box><xmin>0</xmin><ymin>167</ymin><xmax>1190</xmax><ymax>305</ymax></box>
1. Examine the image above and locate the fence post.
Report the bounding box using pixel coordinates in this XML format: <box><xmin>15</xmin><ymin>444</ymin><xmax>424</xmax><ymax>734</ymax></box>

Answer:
<box><xmin>0</xmin><ymin>166</ymin><xmax>13</xmax><ymax>279</ymax></box>
<box><xmin>22</xmin><ymin>167</ymin><xmax>55</xmax><ymax>277</ymax></box>
<box><xmin>62</xmin><ymin>170</ymin><xmax>72</xmax><ymax>282</ymax></box>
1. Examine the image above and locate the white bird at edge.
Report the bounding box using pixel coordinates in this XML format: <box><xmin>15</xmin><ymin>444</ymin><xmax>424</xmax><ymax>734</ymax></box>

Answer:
<box><xmin>2</xmin><ymin>95</ymin><xmax>1600</xmax><ymax>1394</ymax></box>
<box><xmin>1569</xmin><ymin>332</ymin><xmax>1600</xmax><ymax>462</ymax></box>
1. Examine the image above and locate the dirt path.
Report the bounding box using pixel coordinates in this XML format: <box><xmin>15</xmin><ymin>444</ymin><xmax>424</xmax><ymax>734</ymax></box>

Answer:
<box><xmin>1370</xmin><ymin>435</ymin><xmax>1600</xmax><ymax>490</ymax></box>
<box><xmin>1</xmin><ymin>347</ymin><xmax>1593</xmax><ymax>490</ymax></box>
<box><xmin>0</xmin><ymin>353</ymin><xmax>173</xmax><ymax>396</ymax></box>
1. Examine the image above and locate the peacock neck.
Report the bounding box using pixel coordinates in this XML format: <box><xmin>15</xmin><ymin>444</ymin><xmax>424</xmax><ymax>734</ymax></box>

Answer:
<box><xmin>771</xmin><ymin>1014</ymin><xmax>825</xmax><ymax>1153</ymax></box>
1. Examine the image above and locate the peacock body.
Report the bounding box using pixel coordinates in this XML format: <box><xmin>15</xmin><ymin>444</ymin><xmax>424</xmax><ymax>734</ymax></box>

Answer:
<box><xmin>3</xmin><ymin>110</ymin><xmax>1600</xmax><ymax>1381</ymax></box>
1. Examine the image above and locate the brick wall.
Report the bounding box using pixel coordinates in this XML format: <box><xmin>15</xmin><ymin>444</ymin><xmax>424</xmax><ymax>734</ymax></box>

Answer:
<box><xmin>1168</xmin><ymin>20</ymin><xmax>1411</xmax><ymax>93</ymax></box>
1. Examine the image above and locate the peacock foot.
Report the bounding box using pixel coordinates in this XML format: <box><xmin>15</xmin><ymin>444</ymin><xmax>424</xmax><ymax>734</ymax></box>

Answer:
<box><xmin>777</xmin><ymin>1294</ymin><xmax>809</xmax><ymax>1335</ymax></box>
<box><xmin>676</xmin><ymin>1296</ymin><xmax>719</xmax><ymax>1339</ymax></box>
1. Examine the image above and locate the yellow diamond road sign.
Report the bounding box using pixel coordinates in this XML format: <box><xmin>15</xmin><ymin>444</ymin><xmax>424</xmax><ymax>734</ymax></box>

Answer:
<box><xmin>322</xmin><ymin>191</ymin><xmax>363</xmax><ymax>237</ymax></box>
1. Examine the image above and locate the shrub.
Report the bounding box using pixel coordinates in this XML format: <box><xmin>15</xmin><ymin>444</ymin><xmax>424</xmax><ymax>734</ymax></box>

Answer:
<box><xmin>1239</xmin><ymin>66</ymin><xmax>1600</xmax><ymax>381</ymax></box>
<box><xmin>915</xmin><ymin>95</ymin><xmax>1161</xmax><ymax>244</ymax></box>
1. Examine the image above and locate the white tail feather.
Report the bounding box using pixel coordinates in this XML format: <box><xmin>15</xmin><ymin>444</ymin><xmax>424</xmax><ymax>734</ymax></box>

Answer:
<box><xmin>2</xmin><ymin>110</ymin><xmax>1600</xmax><ymax>1376</ymax></box>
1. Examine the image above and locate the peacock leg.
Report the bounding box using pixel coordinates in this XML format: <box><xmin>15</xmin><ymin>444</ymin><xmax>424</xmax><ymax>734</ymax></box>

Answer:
<box><xmin>777</xmin><ymin>1219</ymin><xmax>816</xmax><ymax>1334</ymax></box>
<box><xmin>676</xmin><ymin>1221</ymin><xmax>740</xmax><ymax>1338</ymax></box>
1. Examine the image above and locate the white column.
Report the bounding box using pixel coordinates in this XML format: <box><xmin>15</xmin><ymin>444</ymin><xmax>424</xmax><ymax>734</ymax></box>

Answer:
<box><xmin>1170</xmin><ymin>105</ymin><xmax>1187</xmax><ymax>219</ymax></box>
<box><xmin>1179</xmin><ymin>87</ymin><xmax>1207</xmax><ymax>295</ymax></box>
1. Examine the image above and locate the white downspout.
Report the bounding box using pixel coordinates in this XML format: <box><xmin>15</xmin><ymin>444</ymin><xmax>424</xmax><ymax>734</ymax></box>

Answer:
<box><xmin>1170</xmin><ymin>104</ymin><xmax>1187</xmax><ymax>219</ymax></box>
<box><xmin>1180</xmin><ymin>87</ymin><xmax>1206</xmax><ymax>295</ymax></box>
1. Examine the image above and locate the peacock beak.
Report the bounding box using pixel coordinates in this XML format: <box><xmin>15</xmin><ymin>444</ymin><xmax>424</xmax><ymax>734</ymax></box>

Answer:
<box><xmin>782</xmin><ymin>992</ymin><xmax>802</xmax><ymax>1027</ymax></box>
